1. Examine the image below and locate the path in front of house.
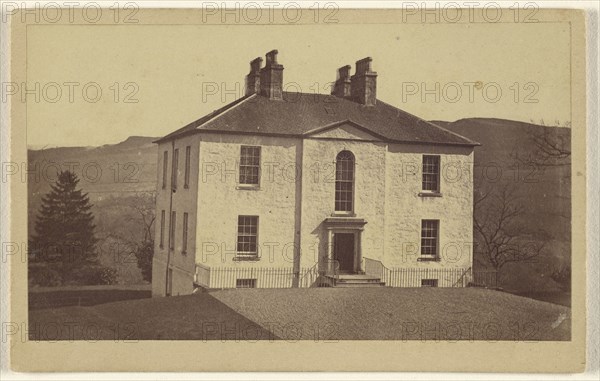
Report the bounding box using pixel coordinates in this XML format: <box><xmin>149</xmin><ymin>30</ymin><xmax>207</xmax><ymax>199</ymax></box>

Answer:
<box><xmin>210</xmin><ymin>287</ymin><xmax>571</xmax><ymax>341</ymax></box>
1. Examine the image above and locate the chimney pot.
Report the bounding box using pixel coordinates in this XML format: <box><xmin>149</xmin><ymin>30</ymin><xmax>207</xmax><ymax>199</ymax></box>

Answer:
<box><xmin>265</xmin><ymin>49</ymin><xmax>279</xmax><ymax>66</ymax></box>
<box><xmin>260</xmin><ymin>49</ymin><xmax>284</xmax><ymax>100</ymax></box>
<box><xmin>245</xmin><ymin>57</ymin><xmax>263</xmax><ymax>96</ymax></box>
<box><xmin>351</xmin><ymin>57</ymin><xmax>377</xmax><ymax>106</ymax></box>
<box><xmin>355</xmin><ymin>57</ymin><xmax>372</xmax><ymax>74</ymax></box>
<box><xmin>250</xmin><ymin>57</ymin><xmax>263</xmax><ymax>72</ymax></box>
<box><xmin>332</xmin><ymin>65</ymin><xmax>352</xmax><ymax>98</ymax></box>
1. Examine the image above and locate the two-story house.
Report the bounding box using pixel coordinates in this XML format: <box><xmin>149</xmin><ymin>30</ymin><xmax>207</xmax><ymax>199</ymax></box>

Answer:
<box><xmin>152</xmin><ymin>50</ymin><xmax>479</xmax><ymax>296</ymax></box>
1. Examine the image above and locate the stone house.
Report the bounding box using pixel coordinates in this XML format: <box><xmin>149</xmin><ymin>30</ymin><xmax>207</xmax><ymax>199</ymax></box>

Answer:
<box><xmin>152</xmin><ymin>50</ymin><xmax>478</xmax><ymax>296</ymax></box>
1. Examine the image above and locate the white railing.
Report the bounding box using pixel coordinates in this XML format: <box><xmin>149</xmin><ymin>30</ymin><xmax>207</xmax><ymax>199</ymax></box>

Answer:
<box><xmin>195</xmin><ymin>261</ymin><xmax>497</xmax><ymax>289</ymax></box>
<box><xmin>196</xmin><ymin>265</ymin><xmax>306</xmax><ymax>289</ymax></box>
<box><xmin>299</xmin><ymin>263</ymin><xmax>320</xmax><ymax>288</ymax></box>
<box><xmin>363</xmin><ymin>258</ymin><xmax>496</xmax><ymax>288</ymax></box>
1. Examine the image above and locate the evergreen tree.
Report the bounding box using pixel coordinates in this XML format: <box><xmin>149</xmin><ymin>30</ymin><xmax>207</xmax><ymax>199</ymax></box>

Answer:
<box><xmin>134</xmin><ymin>240</ymin><xmax>154</xmax><ymax>283</ymax></box>
<box><xmin>31</xmin><ymin>171</ymin><xmax>98</xmax><ymax>280</ymax></box>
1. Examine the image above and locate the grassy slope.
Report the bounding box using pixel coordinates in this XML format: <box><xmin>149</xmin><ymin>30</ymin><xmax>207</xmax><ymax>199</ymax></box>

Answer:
<box><xmin>29</xmin><ymin>292</ymin><xmax>277</xmax><ymax>341</ymax></box>
<box><xmin>29</xmin><ymin>288</ymin><xmax>570</xmax><ymax>341</ymax></box>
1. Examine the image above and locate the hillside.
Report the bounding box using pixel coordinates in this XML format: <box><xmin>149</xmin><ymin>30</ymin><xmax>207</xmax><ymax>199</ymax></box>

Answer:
<box><xmin>437</xmin><ymin>118</ymin><xmax>571</xmax><ymax>292</ymax></box>
<box><xmin>28</xmin><ymin>136</ymin><xmax>158</xmax><ymax>202</ymax></box>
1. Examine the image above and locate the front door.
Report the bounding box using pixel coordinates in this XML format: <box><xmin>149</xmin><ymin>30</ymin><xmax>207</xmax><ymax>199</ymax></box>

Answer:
<box><xmin>334</xmin><ymin>233</ymin><xmax>355</xmax><ymax>273</ymax></box>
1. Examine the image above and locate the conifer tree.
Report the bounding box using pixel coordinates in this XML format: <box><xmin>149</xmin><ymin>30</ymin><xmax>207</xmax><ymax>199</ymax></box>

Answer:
<box><xmin>31</xmin><ymin>171</ymin><xmax>98</xmax><ymax>279</ymax></box>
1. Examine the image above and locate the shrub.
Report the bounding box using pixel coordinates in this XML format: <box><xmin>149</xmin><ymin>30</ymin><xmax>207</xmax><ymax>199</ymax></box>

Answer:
<box><xmin>99</xmin><ymin>267</ymin><xmax>118</xmax><ymax>285</ymax></box>
<box><xmin>550</xmin><ymin>264</ymin><xmax>571</xmax><ymax>291</ymax></box>
<box><xmin>29</xmin><ymin>265</ymin><xmax>62</xmax><ymax>287</ymax></box>
<box><xmin>66</xmin><ymin>265</ymin><xmax>118</xmax><ymax>285</ymax></box>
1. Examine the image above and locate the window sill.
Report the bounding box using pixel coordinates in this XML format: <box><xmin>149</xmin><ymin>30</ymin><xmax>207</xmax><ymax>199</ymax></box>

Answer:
<box><xmin>236</xmin><ymin>185</ymin><xmax>261</xmax><ymax>191</ymax></box>
<box><xmin>233</xmin><ymin>256</ymin><xmax>260</xmax><ymax>262</ymax></box>
<box><xmin>331</xmin><ymin>212</ymin><xmax>356</xmax><ymax>217</ymax></box>
<box><xmin>418</xmin><ymin>192</ymin><xmax>442</xmax><ymax>198</ymax></box>
<box><xmin>417</xmin><ymin>257</ymin><xmax>440</xmax><ymax>262</ymax></box>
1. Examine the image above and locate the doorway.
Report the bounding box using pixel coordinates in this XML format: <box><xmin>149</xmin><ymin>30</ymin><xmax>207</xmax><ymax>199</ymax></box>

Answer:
<box><xmin>333</xmin><ymin>233</ymin><xmax>355</xmax><ymax>273</ymax></box>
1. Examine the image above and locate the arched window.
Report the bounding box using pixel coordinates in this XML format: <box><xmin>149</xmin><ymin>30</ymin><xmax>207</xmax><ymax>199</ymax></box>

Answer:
<box><xmin>335</xmin><ymin>150</ymin><xmax>355</xmax><ymax>212</ymax></box>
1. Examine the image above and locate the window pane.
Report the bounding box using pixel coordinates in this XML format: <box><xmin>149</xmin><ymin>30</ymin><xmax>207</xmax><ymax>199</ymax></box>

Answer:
<box><xmin>184</xmin><ymin>146</ymin><xmax>191</xmax><ymax>188</ymax></box>
<box><xmin>172</xmin><ymin>149</ymin><xmax>179</xmax><ymax>189</ymax></box>
<box><xmin>170</xmin><ymin>211</ymin><xmax>176</xmax><ymax>250</ymax></box>
<box><xmin>162</xmin><ymin>151</ymin><xmax>168</xmax><ymax>189</ymax></box>
<box><xmin>239</xmin><ymin>146</ymin><xmax>261</xmax><ymax>185</ymax></box>
<box><xmin>182</xmin><ymin>212</ymin><xmax>188</xmax><ymax>252</ymax></box>
<box><xmin>160</xmin><ymin>210</ymin><xmax>165</xmax><ymax>247</ymax></box>
<box><xmin>335</xmin><ymin>151</ymin><xmax>355</xmax><ymax>212</ymax></box>
<box><xmin>420</xmin><ymin>220</ymin><xmax>439</xmax><ymax>256</ymax></box>
<box><xmin>236</xmin><ymin>215</ymin><xmax>258</xmax><ymax>255</ymax></box>
<box><xmin>422</xmin><ymin>155</ymin><xmax>440</xmax><ymax>192</ymax></box>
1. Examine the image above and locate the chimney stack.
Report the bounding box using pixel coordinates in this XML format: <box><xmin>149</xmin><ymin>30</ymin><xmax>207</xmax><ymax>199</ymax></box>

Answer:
<box><xmin>332</xmin><ymin>65</ymin><xmax>352</xmax><ymax>98</ymax></box>
<box><xmin>245</xmin><ymin>57</ymin><xmax>263</xmax><ymax>95</ymax></box>
<box><xmin>351</xmin><ymin>57</ymin><xmax>377</xmax><ymax>106</ymax></box>
<box><xmin>259</xmin><ymin>50</ymin><xmax>284</xmax><ymax>100</ymax></box>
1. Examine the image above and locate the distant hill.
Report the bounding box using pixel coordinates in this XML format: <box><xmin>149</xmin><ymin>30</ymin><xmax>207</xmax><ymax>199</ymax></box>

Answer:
<box><xmin>28</xmin><ymin>135</ymin><xmax>158</xmax><ymax>216</ymax></box>
<box><xmin>436</xmin><ymin>118</ymin><xmax>571</xmax><ymax>292</ymax></box>
<box><xmin>27</xmin><ymin>119</ymin><xmax>571</xmax><ymax>291</ymax></box>
<box><xmin>435</xmin><ymin>118</ymin><xmax>570</xmax><ymax>239</ymax></box>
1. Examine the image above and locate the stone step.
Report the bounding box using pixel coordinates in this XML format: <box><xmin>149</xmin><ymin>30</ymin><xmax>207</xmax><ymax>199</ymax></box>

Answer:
<box><xmin>333</xmin><ymin>281</ymin><xmax>386</xmax><ymax>287</ymax></box>
<box><xmin>323</xmin><ymin>274</ymin><xmax>386</xmax><ymax>287</ymax></box>
<box><xmin>336</xmin><ymin>278</ymin><xmax>383</xmax><ymax>283</ymax></box>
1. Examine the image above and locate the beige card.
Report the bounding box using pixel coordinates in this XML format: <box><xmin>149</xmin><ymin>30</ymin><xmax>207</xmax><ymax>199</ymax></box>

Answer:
<box><xmin>5</xmin><ymin>5</ymin><xmax>587</xmax><ymax>372</ymax></box>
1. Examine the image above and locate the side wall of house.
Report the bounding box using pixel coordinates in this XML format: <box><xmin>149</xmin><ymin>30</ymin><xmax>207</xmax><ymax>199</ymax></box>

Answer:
<box><xmin>195</xmin><ymin>133</ymin><xmax>301</xmax><ymax>288</ymax></box>
<box><xmin>152</xmin><ymin>135</ymin><xmax>200</xmax><ymax>296</ymax></box>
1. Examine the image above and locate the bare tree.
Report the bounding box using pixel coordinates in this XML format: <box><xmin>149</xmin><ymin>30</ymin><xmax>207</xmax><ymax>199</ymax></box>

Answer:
<box><xmin>98</xmin><ymin>192</ymin><xmax>156</xmax><ymax>282</ymax></box>
<box><xmin>514</xmin><ymin>120</ymin><xmax>571</xmax><ymax>168</ymax></box>
<box><xmin>129</xmin><ymin>192</ymin><xmax>156</xmax><ymax>282</ymax></box>
<box><xmin>130</xmin><ymin>192</ymin><xmax>156</xmax><ymax>244</ymax></box>
<box><xmin>474</xmin><ymin>183</ymin><xmax>545</xmax><ymax>272</ymax></box>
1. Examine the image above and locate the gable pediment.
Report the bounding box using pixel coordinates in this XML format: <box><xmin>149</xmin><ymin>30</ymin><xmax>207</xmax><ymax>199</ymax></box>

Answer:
<box><xmin>304</xmin><ymin>120</ymin><xmax>385</xmax><ymax>142</ymax></box>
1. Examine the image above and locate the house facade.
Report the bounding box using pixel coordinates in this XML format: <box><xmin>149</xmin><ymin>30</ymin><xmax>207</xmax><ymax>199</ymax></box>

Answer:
<box><xmin>152</xmin><ymin>50</ymin><xmax>478</xmax><ymax>296</ymax></box>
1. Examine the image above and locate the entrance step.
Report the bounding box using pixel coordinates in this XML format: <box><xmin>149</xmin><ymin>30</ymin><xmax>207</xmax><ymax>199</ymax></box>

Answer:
<box><xmin>323</xmin><ymin>274</ymin><xmax>386</xmax><ymax>287</ymax></box>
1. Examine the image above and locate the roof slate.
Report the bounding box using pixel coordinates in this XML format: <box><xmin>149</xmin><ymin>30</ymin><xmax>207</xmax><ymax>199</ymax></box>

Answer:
<box><xmin>155</xmin><ymin>92</ymin><xmax>478</xmax><ymax>146</ymax></box>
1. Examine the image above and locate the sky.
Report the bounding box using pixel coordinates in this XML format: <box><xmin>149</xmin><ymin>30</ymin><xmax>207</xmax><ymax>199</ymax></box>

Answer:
<box><xmin>25</xmin><ymin>21</ymin><xmax>571</xmax><ymax>147</ymax></box>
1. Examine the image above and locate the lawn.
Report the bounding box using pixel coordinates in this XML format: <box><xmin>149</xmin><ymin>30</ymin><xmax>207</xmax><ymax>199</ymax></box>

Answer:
<box><xmin>28</xmin><ymin>292</ymin><xmax>276</xmax><ymax>341</ymax></box>
<box><xmin>29</xmin><ymin>285</ymin><xmax>152</xmax><ymax>310</ymax></box>
<box><xmin>511</xmin><ymin>291</ymin><xmax>571</xmax><ymax>307</ymax></box>
<box><xmin>28</xmin><ymin>287</ymin><xmax>570</xmax><ymax>341</ymax></box>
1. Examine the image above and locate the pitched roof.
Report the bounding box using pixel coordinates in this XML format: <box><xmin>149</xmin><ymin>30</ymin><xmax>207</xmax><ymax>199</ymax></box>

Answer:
<box><xmin>155</xmin><ymin>92</ymin><xmax>479</xmax><ymax>146</ymax></box>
